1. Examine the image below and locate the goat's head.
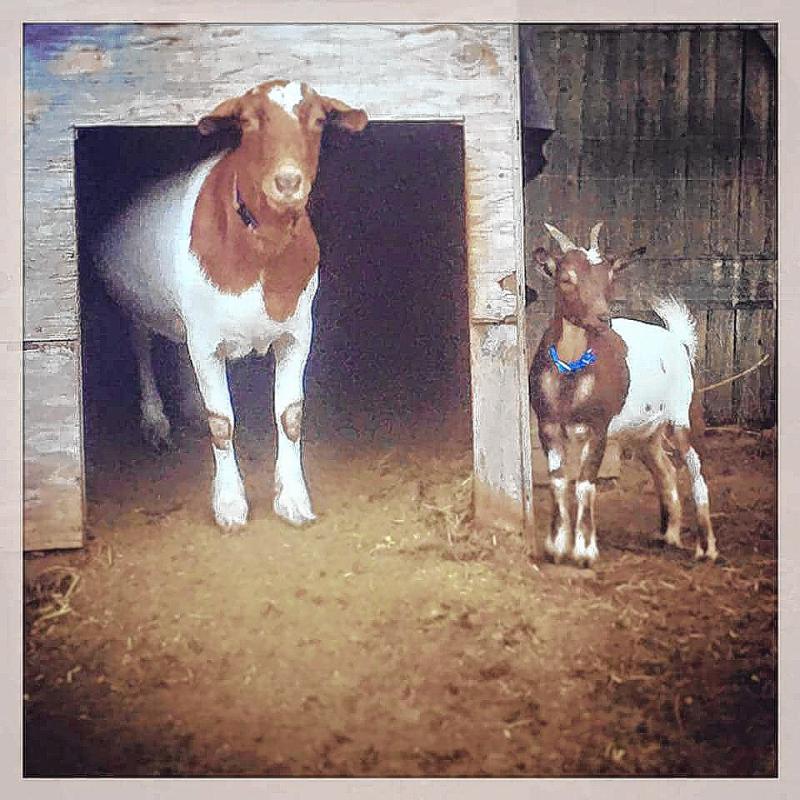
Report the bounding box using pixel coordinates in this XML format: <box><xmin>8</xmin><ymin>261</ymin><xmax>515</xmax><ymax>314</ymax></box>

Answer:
<box><xmin>198</xmin><ymin>79</ymin><xmax>368</xmax><ymax>215</ymax></box>
<box><xmin>534</xmin><ymin>222</ymin><xmax>646</xmax><ymax>331</ymax></box>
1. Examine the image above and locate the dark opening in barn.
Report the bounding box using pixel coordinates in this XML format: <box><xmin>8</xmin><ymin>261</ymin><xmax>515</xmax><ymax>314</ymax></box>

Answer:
<box><xmin>75</xmin><ymin>123</ymin><xmax>472</xmax><ymax>507</ymax></box>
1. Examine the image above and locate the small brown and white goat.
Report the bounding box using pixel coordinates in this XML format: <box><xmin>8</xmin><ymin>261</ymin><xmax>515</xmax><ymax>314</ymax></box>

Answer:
<box><xmin>96</xmin><ymin>80</ymin><xmax>367</xmax><ymax>530</ymax></box>
<box><xmin>529</xmin><ymin>222</ymin><xmax>718</xmax><ymax>567</ymax></box>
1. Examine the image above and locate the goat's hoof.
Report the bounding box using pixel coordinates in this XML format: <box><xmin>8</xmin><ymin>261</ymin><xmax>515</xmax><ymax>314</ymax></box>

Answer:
<box><xmin>571</xmin><ymin>548</ymin><xmax>598</xmax><ymax>569</ymax></box>
<box><xmin>274</xmin><ymin>492</ymin><xmax>316</xmax><ymax>527</ymax></box>
<box><xmin>213</xmin><ymin>493</ymin><xmax>249</xmax><ymax>530</ymax></box>
<box><xmin>694</xmin><ymin>542</ymin><xmax>719</xmax><ymax>562</ymax></box>
<box><xmin>544</xmin><ymin>540</ymin><xmax>562</xmax><ymax>564</ymax></box>
<box><xmin>664</xmin><ymin>531</ymin><xmax>684</xmax><ymax>549</ymax></box>
<box><xmin>141</xmin><ymin>416</ymin><xmax>172</xmax><ymax>452</ymax></box>
<box><xmin>544</xmin><ymin>535</ymin><xmax>570</xmax><ymax>564</ymax></box>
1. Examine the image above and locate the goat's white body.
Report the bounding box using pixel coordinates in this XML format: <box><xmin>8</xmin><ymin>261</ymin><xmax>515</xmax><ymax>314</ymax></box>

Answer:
<box><xmin>607</xmin><ymin>299</ymin><xmax>696</xmax><ymax>439</ymax></box>
<box><xmin>95</xmin><ymin>153</ymin><xmax>319</xmax><ymax>528</ymax></box>
<box><xmin>96</xmin><ymin>154</ymin><xmax>317</xmax><ymax>357</ymax></box>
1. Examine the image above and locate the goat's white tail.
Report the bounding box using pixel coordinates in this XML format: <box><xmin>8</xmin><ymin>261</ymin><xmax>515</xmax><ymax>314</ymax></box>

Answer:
<box><xmin>652</xmin><ymin>296</ymin><xmax>698</xmax><ymax>364</ymax></box>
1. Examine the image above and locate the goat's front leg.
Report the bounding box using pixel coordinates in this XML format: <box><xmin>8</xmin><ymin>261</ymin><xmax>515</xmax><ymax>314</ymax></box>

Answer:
<box><xmin>540</xmin><ymin>421</ymin><xmax>571</xmax><ymax>563</ymax></box>
<box><xmin>571</xmin><ymin>424</ymin><xmax>607</xmax><ymax>567</ymax></box>
<box><xmin>272</xmin><ymin>332</ymin><xmax>315</xmax><ymax>526</ymax></box>
<box><xmin>187</xmin><ymin>338</ymin><xmax>248</xmax><ymax>530</ymax></box>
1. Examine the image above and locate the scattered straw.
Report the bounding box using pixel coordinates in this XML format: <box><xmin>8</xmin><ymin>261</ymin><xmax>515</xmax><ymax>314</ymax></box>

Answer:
<box><xmin>28</xmin><ymin>566</ymin><xmax>81</xmax><ymax>627</ymax></box>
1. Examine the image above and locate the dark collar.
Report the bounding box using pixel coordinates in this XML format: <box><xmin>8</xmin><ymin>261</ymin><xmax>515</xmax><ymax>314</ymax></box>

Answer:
<box><xmin>233</xmin><ymin>176</ymin><xmax>259</xmax><ymax>231</ymax></box>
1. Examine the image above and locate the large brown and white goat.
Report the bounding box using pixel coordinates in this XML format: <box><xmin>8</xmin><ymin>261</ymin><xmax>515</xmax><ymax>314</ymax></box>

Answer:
<box><xmin>529</xmin><ymin>222</ymin><xmax>718</xmax><ymax>567</ymax></box>
<box><xmin>96</xmin><ymin>80</ymin><xmax>367</xmax><ymax>529</ymax></box>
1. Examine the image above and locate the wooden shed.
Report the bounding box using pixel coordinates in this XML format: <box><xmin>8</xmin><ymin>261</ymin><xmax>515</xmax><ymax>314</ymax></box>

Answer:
<box><xmin>23</xmin><ymin>23</ymin><xmax>534</xmax><ymax>551</ymax></box>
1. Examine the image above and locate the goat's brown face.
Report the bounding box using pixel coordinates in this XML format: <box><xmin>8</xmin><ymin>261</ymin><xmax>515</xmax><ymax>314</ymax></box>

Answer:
<box><xmin>549</xmin><ymin>250</ymin><xmax>615</xmax><ymax>331</ymax></box>
<box><xmin>198</xmin><ymin>80</ymin><xmax>368</xmax><ymax>214</ymax></box>
<box><xmin>534</xmin><ymin>222</ymin><xmax>646</xmax><ymax>332</ymax></box>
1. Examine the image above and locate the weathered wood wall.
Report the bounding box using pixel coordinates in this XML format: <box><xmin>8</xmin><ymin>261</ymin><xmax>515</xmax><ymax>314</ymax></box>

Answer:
<box><xmin>523</xmin><ymin>24</ymin><xmax>776</xmax><ymax>428</ymax></box>
<box><xmin>24</xmin><ymin>23</ymin><xmax>532</xmax><ymax>549</ymax></box>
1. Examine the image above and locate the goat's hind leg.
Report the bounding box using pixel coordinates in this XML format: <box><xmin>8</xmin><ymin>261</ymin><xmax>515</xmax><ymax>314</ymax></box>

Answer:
<box><xmin>673</xmin><ymin>427</ymin><xmax>718</xmax><ymax>561</ymax></box>
<box><xmin>639</xmin><ymin>428</ymin><xmax>683</xmax><ymax>549</ymax></box>
<box><xmin>130</xmin><ymin>322</ymin><xmax>172</xmax><ymax>450</ymax></box>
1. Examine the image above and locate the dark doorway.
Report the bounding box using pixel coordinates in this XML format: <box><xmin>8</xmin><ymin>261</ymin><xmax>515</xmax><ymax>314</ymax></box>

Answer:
<box><xmin>75</xmin><ymin>122</ymin><xmax>472</xmax><ymax>494</ymax></box>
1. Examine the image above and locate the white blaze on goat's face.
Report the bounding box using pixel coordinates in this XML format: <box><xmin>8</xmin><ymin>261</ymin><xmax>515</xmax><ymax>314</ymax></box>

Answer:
<box><xmin>199</xmin><ymin>79</ymin><xmax>367</xmax><ymax>215</ymax></box>
<box><xmin>554</xmin><ymin>250</ymin><xmax>615</xmax><ymax>331</ymax></box>
<box><xmin>266</xmin><ymin>81</ymin><xmax>304</xmax><ymax>119</ymax></box>
<box><xmin>582</xmin><ymin>247</ymin><xmax>603</xmax><ymax>265</ymax></box>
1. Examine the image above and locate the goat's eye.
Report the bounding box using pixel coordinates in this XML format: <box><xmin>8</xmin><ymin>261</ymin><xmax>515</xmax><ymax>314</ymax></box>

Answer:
<box><xmin>312</xmin><ymin>115</ymin><xmax>326</xmax><ymax>129</ymax></box>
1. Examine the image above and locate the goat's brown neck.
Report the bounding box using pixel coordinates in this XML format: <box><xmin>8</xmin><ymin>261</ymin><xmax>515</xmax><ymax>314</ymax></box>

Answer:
<box><xmin>190</xmin><ymin>154</ymin><xmax>319</xmax><ymax>321</ymax></box>
<box><xmin>556</xmin><ymin>317</ymin><xmax>589</xmax><ymax>363</ymax></box>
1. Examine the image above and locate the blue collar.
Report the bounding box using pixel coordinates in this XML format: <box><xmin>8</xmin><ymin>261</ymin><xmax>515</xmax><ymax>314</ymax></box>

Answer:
<box><xmin>549</xmin><ymin>344</ymin><xmax>597</xmax><ymax>375</ymax></box>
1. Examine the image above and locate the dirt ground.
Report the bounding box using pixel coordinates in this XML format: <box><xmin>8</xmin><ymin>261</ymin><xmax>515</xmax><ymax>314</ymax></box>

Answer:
<box><xmin>24</xmin><ymin>419</ymin><xmax>776</xmax><ymax>777</ymax></box>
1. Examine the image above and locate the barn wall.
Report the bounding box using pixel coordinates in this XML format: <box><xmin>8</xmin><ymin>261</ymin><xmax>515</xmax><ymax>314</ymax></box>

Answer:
<box><xmin>522</xmin><ymin>24</ymin><xmax>776</xmax><ymax>427</ymax></box>
<box><xmin>23</xmin><ymin>23</ymin><xmax>531</xmax><ymax>549</ymax></box>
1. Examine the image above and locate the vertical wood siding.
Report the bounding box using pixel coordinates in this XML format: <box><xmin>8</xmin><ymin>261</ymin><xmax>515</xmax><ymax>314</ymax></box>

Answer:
<box><xmin>523</xmin><ymin>24</ymin><xmax>776</xmax><ymax>427</ymax></box>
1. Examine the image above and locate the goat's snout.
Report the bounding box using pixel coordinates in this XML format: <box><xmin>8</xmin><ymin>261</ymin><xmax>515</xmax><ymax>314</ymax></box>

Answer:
<box><xmin>274</xmin><ymin>166</ymin><xmax>303</xmax><ymax>197</ymax></box>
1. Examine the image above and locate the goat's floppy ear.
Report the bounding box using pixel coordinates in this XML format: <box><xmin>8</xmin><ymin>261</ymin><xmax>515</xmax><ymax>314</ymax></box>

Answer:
<box><xmin>319</xmin><ymin>95</ymin><xmax>368</xmax><ymax>132</ymax></box>
<box><xmin>610</xmin><ymin>245</ymin><xmax>647</xmax><ymax>274</ymax></box>
<box><xmin>533</xmin><ymin>247</ymin><xmax>557</xmax><ymax>279</ymax></box>
<box><xmin>198</xmin><ymin>96</ymin><xmax>244</xmax><ymax>136</ymax></box>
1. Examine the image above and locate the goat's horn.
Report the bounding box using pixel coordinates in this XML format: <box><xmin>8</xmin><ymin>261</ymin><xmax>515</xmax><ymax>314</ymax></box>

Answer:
<box><xmin>543</xmin><ymin>222</ymin><xmax>578</xmax><ymax>253</ymax></box>
<box><xmin>589</xmin><ymin>222</ymin><xmax>604</xmax><ymax>251</ymax></box>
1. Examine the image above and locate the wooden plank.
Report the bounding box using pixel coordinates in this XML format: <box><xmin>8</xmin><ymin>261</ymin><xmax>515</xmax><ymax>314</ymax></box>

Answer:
<box><xmin>580</xmin><ymin>32</ymin><xmax>611</xmax><ymax>141</ymax></box>
<box><xmin>577</xmin><ymin>32</ymin><xmax>613</xmax><ymax>237</ymax></box>
<box><xmin>738</xmin><ymin>30</ymin><xmax>776</xmax><ymax>257</ymax></box>
<box><xmin>656</xmin><ymin>31</ymin><xmax>690</xmax><ymax>258</ymax></box>
<box><xmin>710</xmin><ymin>29</ymin><xmax>744</xmax><ymax>257</ymax></box>
<box><xmin>23</xmin><ymin>342</ymin><xmax>84</xmax><ymax>551</ymax></box>
<box><xmin>734</xmin><ymin>308</ymin><xmax>776</xmax><ymax>428</ymax></box>
<box><xmin>758</xmin><ymin>27</ymin><xmax>777</xmax><ymax>60</ymax></box>
<box><xmin>691</xmin><ymin>301</ymin><xmax>709</xmax><ymax>389</ymax></box>
<box><xmin>464</xmin><ymin>119</ymin><xmax>523</xmax><ymax>324</ymax></box>
<box><xmin>612</xmin><ymin>257</ymin><xmax>775</xmax><ymax>310</ymax></box>
<box><xmin>631</xmin><ymin>30</ymin><xmax>662</xmax><ymax>252</ymax></box>
<box><xmin>550</xmin><ymin>28</ymin><xmax>587</xmax><ymax>216</ymax></box>
<box><xmin>23</xmin><ymin>151</ymin><xmax>79</xmax><ymax>340</ymax></box>
<box><xmin>685</xmin><ymin>29</ymin><xmax>716</xmax><ymax>257</ymax></box>
<box><xmin>524</xmin><ymin>26</ymin><xmax>559</xmax><ymax>124</ymax></box>
<box><xmin>703</xmin><ymin>309</ymin><xmax>736</xmax><ymax>425</ymax></box>
<box><xmin>735</xmin><ymin>258</ymin><xmax>776</xmax><ymax>307</ymax></box>
<box><xmin>27</xmin><ymin>24</ymin><xmax>519</xmax><ymax>126</ymax></box>
<box><xmin>554</xmin><ymin>29</ymin><xmax>588</xmax><ymax>143</ymax></box>
<box><xmin>470</xmin><ymin>323</ymin><xmax>527</xmax><ymax>529</ymax></box>
<box><xmin>523</xmin><ymin>175</ymin><xmax>555</xmax><ymax>251</ymax></box>
<box><xmin>609</xmin><ymin>29</ymin><xmax>640</xmax><ymax>247</ymax></box>
<box><xmin>510</xmin><ymin>25</ymin><xmax>534</xmax><ymax>528</ymax></box>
